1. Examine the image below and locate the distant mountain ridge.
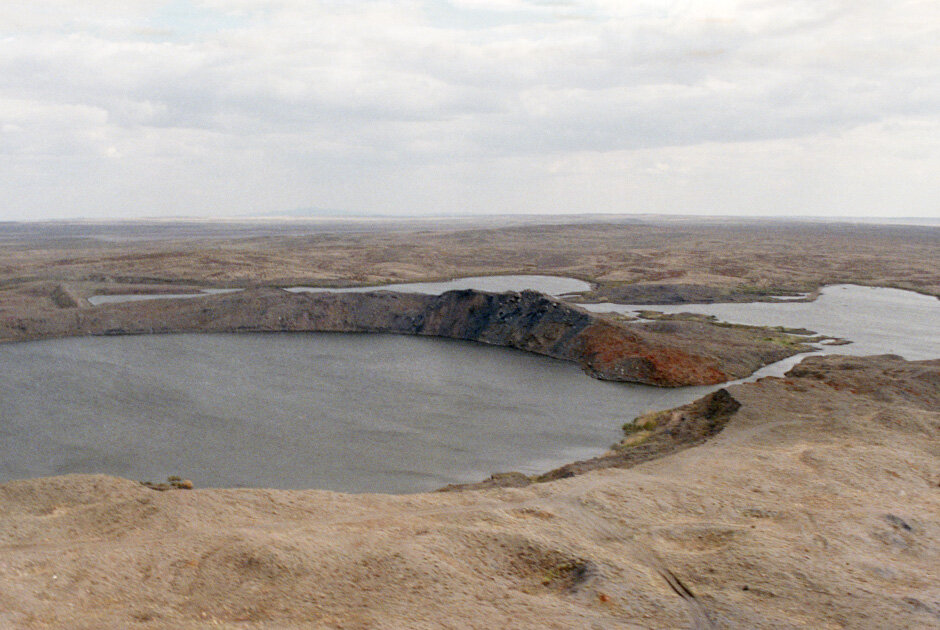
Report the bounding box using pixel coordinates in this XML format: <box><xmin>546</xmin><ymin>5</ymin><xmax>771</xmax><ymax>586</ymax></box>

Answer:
<box><xmin>249</xmin><ymin>207</ymin><xmax>381</xmax><ymax>218</ymax></box>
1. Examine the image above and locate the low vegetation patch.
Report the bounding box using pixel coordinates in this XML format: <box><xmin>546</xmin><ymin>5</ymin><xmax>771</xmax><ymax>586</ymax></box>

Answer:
<box><xmin>141</xmin><ymin>476</ymin><xmax>194</xmax><ymax>491</ymax></box>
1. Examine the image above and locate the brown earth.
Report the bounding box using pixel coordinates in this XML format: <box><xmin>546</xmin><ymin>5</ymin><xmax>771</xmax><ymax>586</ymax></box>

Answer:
<box><xmin>0</xmin><ymin>218</ymin><xmax>934</xmax><ymax>387</ymax></box>
<box><xmin>4</xmin><ymin>217</ymin><xmax>898</xmax><ymax>388</ymax></box>
<box><xmin>1</xmin><ymin>218</ymin><xmax>938</xmax><ymax>313</ymax></box>
<box><xmin>1</xmin><ymin>354</ymin><xmax>938</xmax><ymax>629</ymax></box>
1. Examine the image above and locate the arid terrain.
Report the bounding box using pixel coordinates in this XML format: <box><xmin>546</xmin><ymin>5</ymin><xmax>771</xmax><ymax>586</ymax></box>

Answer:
<box><xmin>1</xmin><ymin>217</ymin><xmax>938</xmax><ymax>311</ymax></box>
<box><xmin>0</xmin><ymin>217</ymin><xmax>938</xmax><ymax>628</ymax></box>
<box><xmin>1</xmin><ymin>355</ymin><xmax>938</xmax><ymax>629</ymax></box>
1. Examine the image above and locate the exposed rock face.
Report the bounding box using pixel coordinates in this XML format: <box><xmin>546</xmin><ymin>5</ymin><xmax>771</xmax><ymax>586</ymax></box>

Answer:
<box><xmin>0</xmin><ymin>288</ymin><xmax>802</xmax><ymax>386</ymax></box>
<box><xmin>576</xmin><ymin>322</ymin><xmax>730</xmax><ymax>385</ymax></box>
<box><xmin>407</xmin><ymin>289</ymin><xmax>596</xmax><ymax>360</ymax></box>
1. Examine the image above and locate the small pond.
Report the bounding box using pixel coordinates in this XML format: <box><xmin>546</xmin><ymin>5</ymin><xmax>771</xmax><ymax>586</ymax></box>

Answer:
<box><xmin>284</xmin><ymin>274</ymin><xmax>592</xmax><ymax>297</ymax></box>
<box><xmin>87</xmin><ymin>275</ymin><xmax>591</xmax><ymax>305</ymax></box>
<box><xmin>88</xmin><ymin>288</ymin><xmax>241</xmax><ymax>306</ymax></box>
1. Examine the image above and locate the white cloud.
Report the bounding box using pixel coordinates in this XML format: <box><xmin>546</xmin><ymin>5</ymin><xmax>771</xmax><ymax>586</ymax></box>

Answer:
<box><xmin>0</xmin><ymin>0</ymin><xmax>936</xmax><ymax>219</ymax></box>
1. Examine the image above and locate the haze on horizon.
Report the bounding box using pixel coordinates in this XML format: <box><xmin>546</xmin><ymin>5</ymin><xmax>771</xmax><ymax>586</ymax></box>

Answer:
<box><xmin>0</xmin><ymin>1</ymin><xmax>937</xmax><ymax>222</ymax></box>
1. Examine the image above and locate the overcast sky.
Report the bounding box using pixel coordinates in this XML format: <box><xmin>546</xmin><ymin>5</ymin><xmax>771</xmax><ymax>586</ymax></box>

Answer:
<box><xmin>1</xmin><ymin>1</ymin><xmax>937</xmax><ymax>220</ymax></box>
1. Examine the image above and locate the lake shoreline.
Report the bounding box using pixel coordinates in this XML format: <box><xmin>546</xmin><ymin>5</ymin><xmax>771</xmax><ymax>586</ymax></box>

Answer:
<box><xmin>0</xmin><ymin>287</ymin><xmax>806</xmax><ymax>387</ymax></box>
<box><xmin>1</xmin><ymin>219</ymin><xmax>938</xmax><ymax>627</ymax></box>
<box><xmin>2</xmin><ymin>352</ymin><xmax>938</xmax><ymax>628</ymax></box>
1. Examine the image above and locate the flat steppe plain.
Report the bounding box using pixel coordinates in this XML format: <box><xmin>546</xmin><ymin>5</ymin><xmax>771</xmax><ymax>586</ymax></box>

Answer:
<box><xmin>1</xmin><ymin>216</ymin><xmax>938</xmax><ymax>305</ymax></box>
<box><xmin>0</xmin><ymin>217</ymin><xmax>937</xmax><ymax>628</ymax></box>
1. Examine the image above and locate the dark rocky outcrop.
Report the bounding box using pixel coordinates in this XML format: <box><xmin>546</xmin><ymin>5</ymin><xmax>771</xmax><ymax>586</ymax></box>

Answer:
<box><xmin>0</xmin><ymin>288</ymin><xmax>804</xmax><ymax>387</ymax></box>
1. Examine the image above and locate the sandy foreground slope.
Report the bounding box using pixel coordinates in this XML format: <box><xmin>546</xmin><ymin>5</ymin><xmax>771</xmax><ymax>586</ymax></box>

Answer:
<box><xmin>1</xmin><ymin>354</ymin><xmax>938</xmax><ymax>629</ymax></box>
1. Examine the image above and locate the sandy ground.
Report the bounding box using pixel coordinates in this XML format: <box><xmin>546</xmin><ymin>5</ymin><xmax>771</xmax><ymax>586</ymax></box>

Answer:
<box><xmin>1</xmin><ymin>354</ymin><xmax>937</xmax><ymax>629</ymax></box>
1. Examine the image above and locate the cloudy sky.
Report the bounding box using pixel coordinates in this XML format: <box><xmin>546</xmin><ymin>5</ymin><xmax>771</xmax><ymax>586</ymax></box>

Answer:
<box><xmin>1</xmin><ymin>0</ymin><xmax>937</xmax><ymax>220</ymax></box>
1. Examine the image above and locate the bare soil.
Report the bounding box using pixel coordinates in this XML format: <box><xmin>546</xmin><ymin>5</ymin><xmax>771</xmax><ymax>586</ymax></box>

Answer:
<box><xmin>1</xmin><ymin>218</ymin><xmax>937</xmax><ymax>319</ymax></box>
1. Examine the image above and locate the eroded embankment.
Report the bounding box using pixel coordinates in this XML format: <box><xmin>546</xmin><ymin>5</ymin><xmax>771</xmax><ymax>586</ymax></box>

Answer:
<box><xmin>0</xmin><ymin>288</ymin><xmax>803</xmax><ymax>386</ymax></box>
<box><xmin>440</xmin><ymin>387</ymin><xmax>743</xmax><ymax>492</ymax></box>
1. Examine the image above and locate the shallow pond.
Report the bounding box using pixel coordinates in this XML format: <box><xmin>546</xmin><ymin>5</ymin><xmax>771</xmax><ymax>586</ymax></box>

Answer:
<box><xmin>89</xmin><ymin>275</ymin><xmax>592</xmax><ymax>305</ymax></box>
<box><xmin>285</xmin><ymin>274</ymin><xmax>592</xmax><ymax>297</ymax></box>
<box><xmin>88</xmin><ymin>288</ymin><xmax>241</xmax><ymax>306</ymax></box>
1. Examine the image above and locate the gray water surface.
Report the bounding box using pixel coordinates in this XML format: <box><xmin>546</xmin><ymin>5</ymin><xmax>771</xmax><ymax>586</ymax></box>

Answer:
<box><xmin>285</xmin><ymin>274</ymin><xmax>592</xmax><ymax>297</ymax></box>
<box><xmin>3</xmin><ymin>284</ymin><xmax>936</xmax><ymax>494</ymax></box>
<box><xmin>88</xmin><ymin>288</ymin><xmax>241</xmax><ymax>306</ymax></box>
<box><xmin>87</xmin><ymin>276</ymin><xmax>590</xmax><ymax>305</ymax></box>
<box><xmin>0</xmin><ymin>333</ymin><xmax>709</xmax><ymax>493</ymax></box>
<box><xmin>582</xmin><ymin>284</ymin><xmax>940</xmax><ymax>362</ymax></box>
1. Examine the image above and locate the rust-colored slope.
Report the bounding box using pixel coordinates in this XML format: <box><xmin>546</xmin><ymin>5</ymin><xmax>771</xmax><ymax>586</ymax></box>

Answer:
<box><xmin>577</xmin><ymin>322</ymin><xmax>730</xmax><ymax>386</ymax></box>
